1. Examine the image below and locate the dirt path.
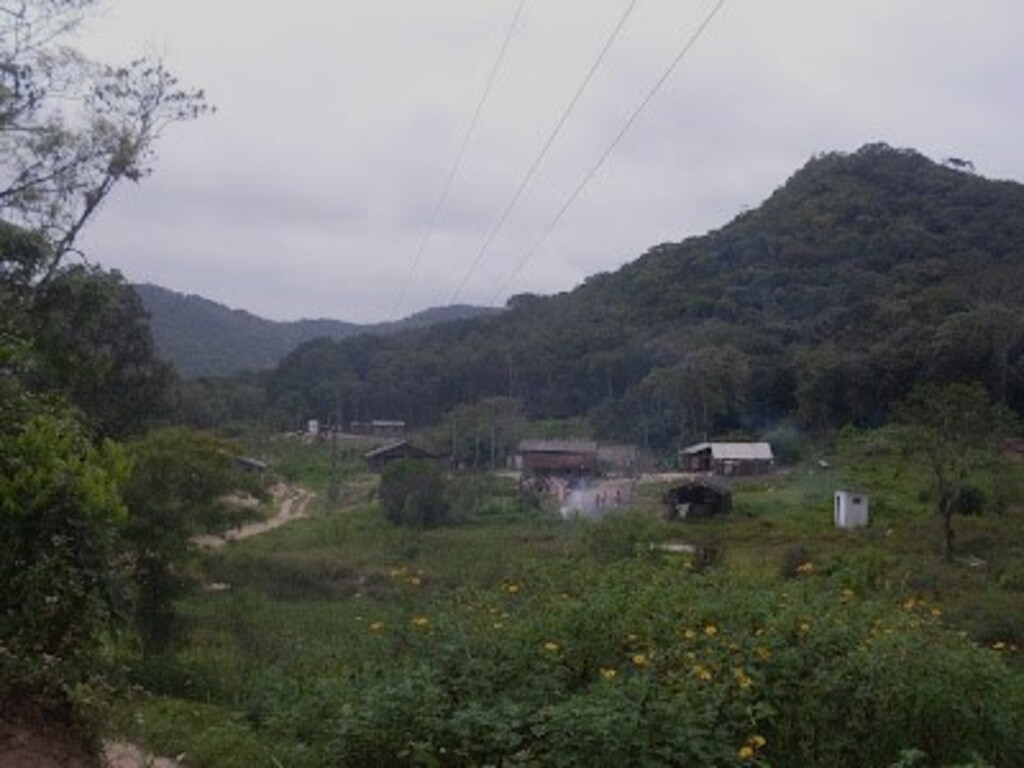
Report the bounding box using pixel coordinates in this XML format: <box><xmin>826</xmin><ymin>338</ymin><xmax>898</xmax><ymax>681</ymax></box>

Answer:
<box><xmin>195</xmin><ymin>483</ymin><xmax>315</xmax><ymax>550</ymax></box>
<box><xmin>103</xmin><ymin>741</ymin><xmax>181</xmax><ymax>768</ymax></box>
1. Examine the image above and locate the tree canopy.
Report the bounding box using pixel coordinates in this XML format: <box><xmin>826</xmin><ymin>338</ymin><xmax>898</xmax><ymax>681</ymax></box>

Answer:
<box><xmin>260</xmin><ymin>144</ymin><xmax>1024</xmax><ymax>447</ymax></box>
<box><xmin>0</xmin><ymin>0</ymin><xmax>209</xmax><ymax>273</ymax></box>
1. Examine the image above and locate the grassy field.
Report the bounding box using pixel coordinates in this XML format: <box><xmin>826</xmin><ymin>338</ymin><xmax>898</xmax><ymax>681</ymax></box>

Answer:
<box><xmin>110</xmin><ymin>438</ymin><xmax>1024</xmax><ymax>767</ymax></box>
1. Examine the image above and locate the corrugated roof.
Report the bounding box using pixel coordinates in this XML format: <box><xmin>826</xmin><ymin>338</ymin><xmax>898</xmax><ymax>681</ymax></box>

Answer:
<box><xmin>518</xmin><ymin>439</ymin><xmax>598</xmax><ymax>454</ymax></box>
<box><xmin>681</xmin><ymin>442</ymin><xmax>774</xmax><ymax>461</ymax></box>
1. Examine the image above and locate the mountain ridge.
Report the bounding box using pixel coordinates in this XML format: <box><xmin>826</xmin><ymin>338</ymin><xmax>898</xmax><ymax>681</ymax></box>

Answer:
<box><xmin>134</xmin><ymin>283</ymin><xmax>500</xmax><ymax>377</ymax></box>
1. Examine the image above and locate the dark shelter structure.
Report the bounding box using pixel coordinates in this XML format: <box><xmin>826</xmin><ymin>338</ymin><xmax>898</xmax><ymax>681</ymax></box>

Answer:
<box><xmin>662</xmin><ymin>480</ymin><xmax>733</xmax><ymax>521</ymax></box>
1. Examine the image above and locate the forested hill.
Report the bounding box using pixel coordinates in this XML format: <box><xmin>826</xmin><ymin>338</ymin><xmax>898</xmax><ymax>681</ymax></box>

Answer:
<box><xmin>265</xmin><ymin>144</ymin><xmax>1024</xmax><ymax>446</ymax></box>
<box><xmin>135</xmin><ymin>283</ymin><xmax>499</xmax><ymax>377</ymax></box>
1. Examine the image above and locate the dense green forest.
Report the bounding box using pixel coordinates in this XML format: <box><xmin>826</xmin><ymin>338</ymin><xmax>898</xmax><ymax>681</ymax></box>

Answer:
<box><xmin>256</xmin><ymin>144</ymin><xmax>1024</xmax><ymax>447</ymax></box>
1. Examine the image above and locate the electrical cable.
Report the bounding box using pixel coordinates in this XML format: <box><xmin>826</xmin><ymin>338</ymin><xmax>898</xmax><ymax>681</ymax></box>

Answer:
<box><xmin>448</xmin><ymin>0</ymin><xmax>639</xmax><ymax>304</ymax></box>
<box><xmin>490</xmin><ymin>0</ymin><xmax>727</xmax><ymax>306</ymax></box>
<box><xmin>389</xmin><ymin>0</ymin><xmax>527</xmax><ymax>320</ymax></box>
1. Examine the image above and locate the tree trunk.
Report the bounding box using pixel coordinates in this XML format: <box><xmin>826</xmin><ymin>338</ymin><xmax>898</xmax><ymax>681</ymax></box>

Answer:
<box><xmin>940</xmin><ymin>496</ymin><xmax>955</xmax><ymax>563</ymax></box>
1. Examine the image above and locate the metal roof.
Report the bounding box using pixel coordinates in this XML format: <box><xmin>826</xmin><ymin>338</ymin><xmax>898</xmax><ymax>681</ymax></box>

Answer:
<box><xmin>680</xmin><ymin>442</ymin><xmax>774</xmax><ymax>461</ymax></box>
<box><xmin>518</xmin><ymin>439</ymin><xmax>599</xmax><ymax>454</ymax></box>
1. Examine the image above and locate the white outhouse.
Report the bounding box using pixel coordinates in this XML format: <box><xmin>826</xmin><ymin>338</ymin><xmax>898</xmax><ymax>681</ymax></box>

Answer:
<box><xmin>834</xmin><ymin>490</ymin><xmax>869</xmax><ymax>529</ymax></box>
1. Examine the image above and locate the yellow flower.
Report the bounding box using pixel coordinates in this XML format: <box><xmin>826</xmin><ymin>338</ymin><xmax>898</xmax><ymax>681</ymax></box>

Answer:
<box><xmin>683</xmin><ymin>628</ymin><xmax>697</xmax><ymax>640</ymax></box>
<box><xmin>600</xmin><ymin>667</ymin><xmax>617</xmax><ymax>680</ymax></box>
<box><xmin>411</xmin><ymin>616</ymin><xmax>430</xmax><ymax>628</ymax></box>
<box><xmin>704</xmin><ymin>624</ymin><xmax>718</xmax><ymax>637</ymax></box>
<box><xmin>408</xmin><ymin>576</ymin><xmax>422</xmax><ymax>586</ymax></box>
<box><xmin>799</xmin><ymin>622</ymin><xmax>811</xmax><ymax>633</ymax></box>
<box><xmin>504</xmin><ymin>582</ymin><xmax>520</xmax><ymax>594</ymax></box>
<box><xmin>369</xmin><ymin>621</ymin><xmax>385</xmax><ymax>632</ymax></box>
<box><xmin>631</xmin><ymin>653</ymin><xmax>648</xmax><ymax>667</ymax></box>
<box><xmin>544</xmin><ymin>641</ymin><xmax>560</xmax><ymax>653</ymax></box>
<box><xmin>733</xmin><ymin>668</ymin><xmax>753</xmax><ymax>689</ymax></box>
<box><xmin>693</xmin><ymin>664</ymin><xmax>712</xmax><ymax>681</ymax></box>
<box><xmin>795</xmin><ymin>561</ymin><xmax>813</xmax><ymax>574</ymax></box>
<box><xmin>930</xmin><ymin>607</ymin><xmax>942</xmax><ymax>617</ymax></box>
<box><xmin>738</xmin><ymin>745</ymin><xmax>754</xmax><ymax>760</ymax></box>
<box><xmin>750</xmin><ymin>734</ymin><xmax>767</xmax><ymax>749</ymax></box>
<box><xmin>841</xmin><ymin>588</ymin><xmax>855</xmax><ymax>600</ymax></box>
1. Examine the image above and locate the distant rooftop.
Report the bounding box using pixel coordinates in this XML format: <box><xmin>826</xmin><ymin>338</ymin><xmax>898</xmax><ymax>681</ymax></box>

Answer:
<box><xmin>518</xmin><ymin>439</ymin><xmax>599</xmax><ymax>454</ymax></box>
<box><xmin>680</xmin><ymin>442</ymin><xmax>774</xmax><ymax>461</ymax></box>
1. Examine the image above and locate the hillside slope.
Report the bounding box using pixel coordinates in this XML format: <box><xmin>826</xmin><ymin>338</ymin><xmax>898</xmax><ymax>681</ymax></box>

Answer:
<box><xmin>261</xmin><ymin>144</ymin><xmax>1024</xmax><ymax>443</ymax></box>
<box><xmin>134</xmin><ymin>284</ymin><xmax>499</xmax><ymax>377</ymax></box>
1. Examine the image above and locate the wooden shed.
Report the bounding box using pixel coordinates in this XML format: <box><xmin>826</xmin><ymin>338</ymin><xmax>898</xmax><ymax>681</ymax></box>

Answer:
<box><xmin>516</xmin><ymin>439</ymin><xmax>598</xmax><ymax>477</ymax></box>
<box><xmin>364</xmin><ymin>441</ymin><xmax>439</xmax><ymax>472</ymax></box>
<box><xmin>680</xmin><ymin>442</ymin><xmax>774</xmax><ymax>475</ymax></box>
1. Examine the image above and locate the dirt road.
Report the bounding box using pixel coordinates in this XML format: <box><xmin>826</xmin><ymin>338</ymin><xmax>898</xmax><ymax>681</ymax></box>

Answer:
<box><xmin>194</xmin><ymin>483</ymin><xmax>315</xmax><ymax>550</ymax></box>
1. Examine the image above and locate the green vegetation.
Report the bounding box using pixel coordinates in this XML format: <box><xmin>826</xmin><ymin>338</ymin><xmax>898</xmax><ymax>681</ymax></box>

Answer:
<box><xmin>0</xmin><ymin>408</ymin><xmax>128</xmax><ymax>725</ymax></box>
<box><xmin>3</xmin><ymin>15</ymin><xmax>1024</xmax><ymax>761</ymax></box>
<box><xmin>894</xmin><ymin>382</ymin><xmax>1019</xmax><ymax>561</ymax></box>
<box><xmin>380</xmin><ymin>459</ymin><xmax>451</xmax><ymax>527</ymax></box>
<box><xmin>122</xmin><ymin>429</ymin><xmax>267</xmax><ymax>651</ymax></box>
<box><xmin>258</xmin><ymin>144</ymin><xmax>1024</xmax><ymax>448</ymax></box>
<box><xmin>107</xmin><ymin>457</ymin><xmax>1024</xmax><ymax>767</ymax></box>
<box><xmin>0</xmin><ymin>0</ymin><xmax>214</xmax><ymax>749</ymax></box>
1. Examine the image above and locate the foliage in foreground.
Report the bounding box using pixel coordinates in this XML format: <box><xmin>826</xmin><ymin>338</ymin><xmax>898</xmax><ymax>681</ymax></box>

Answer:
<box><xmin>136</xmin><ymin>530</ymin><xmax>1024</xmax><ymax>767</ymax></box>
<box><xmin>0</xmin><ymin>409</ymin><xmax>128</xmax><ymax>721</ymax></box>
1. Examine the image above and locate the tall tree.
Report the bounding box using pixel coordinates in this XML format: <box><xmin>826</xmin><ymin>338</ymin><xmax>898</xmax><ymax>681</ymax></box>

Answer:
<box><xmin>0</xmin><ymin>0</ymin><xmax>209</xmax><ymax>276</ymax></box>
<box><xmin>895</xmin><ymin>382</ymin><xmax>1017</xmax><ymax>562</ymax></box>
<box><xmin>121</xmin><ymin>428</ymin><xmax>260</xmax><ymax>650</ymax></box>
<box><xmin>28</xmin><ymin>264</ymin><xmax>173</xmax><ymax>437</ymax></box>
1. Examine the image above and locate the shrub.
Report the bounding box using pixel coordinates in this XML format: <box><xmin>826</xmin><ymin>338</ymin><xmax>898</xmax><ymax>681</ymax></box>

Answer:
<box><xmin>379</xmin><ymin>459</ymin><xmax>449</xmax><ymax>527</ymax></box>
<box><xmin>780</xmin><ymin>544</ymin><xmax>814</xmax><ymax>579</ymax></box>
<box><xmin>313</xmin><ymin>567</ymin><xmax>1024</xmax><ymax>767</ymax></box>
<box><xmin>0</xmin><ymin>412</ymin><xmax>129</xmax><ymax>729</ymax></box>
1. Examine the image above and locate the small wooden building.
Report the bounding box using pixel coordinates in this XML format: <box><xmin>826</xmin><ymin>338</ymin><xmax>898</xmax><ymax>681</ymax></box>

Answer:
<box><xmin>364</xmin><ymin>441</ymin><xmax>439</xmax><ymax>472</ymax></box>
<box><xmin>516</xmin><ymin>439</ymin><xmax>598</xmax><ymax>477</ymax></box>
<box><xmin>351</xmin><ymin>419</ymin><xmax>407</xmax><ymax>438</ymax></box>
<box><xmin>680</xmin><ymin>442</ymin><xmax>774</xmax><ymax>475</ymax></box>
<box><xmin>834</xmin><ymin>490</ymin><xmax>869</xmax><ymax>529</ymax></box>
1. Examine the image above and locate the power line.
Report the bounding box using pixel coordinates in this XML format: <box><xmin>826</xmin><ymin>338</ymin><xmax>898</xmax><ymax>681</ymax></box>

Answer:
<box><xmin>389</xmin><ymin>0</ymin><xmax>526</xmax><ymax>320</ymax></box>
<box><xmin>490</xmin><ymin>0</ymin><xmax>727</xmax><ymax>306</ymax></box>
<box><xmin>449</xmin><ymin>0</ymin><xmax>639</xmax><ymax>305</ymax></box>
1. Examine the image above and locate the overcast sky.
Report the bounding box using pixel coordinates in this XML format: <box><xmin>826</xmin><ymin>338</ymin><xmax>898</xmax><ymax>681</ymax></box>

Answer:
<box><xmin>74</xmin><ymin>1</ymin><xmax>1024</xmax><ymax>323</ymax></box>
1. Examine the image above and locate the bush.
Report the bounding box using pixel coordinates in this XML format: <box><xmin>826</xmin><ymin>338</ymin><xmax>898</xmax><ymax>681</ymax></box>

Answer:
<box><xmin>780</xmin><ymin>545</ymin><xmax>814</xmax><ymax>579</ymax></box>
<box><xmin>312</xmin><ymin>566</ymin><xmax>1024</xmax><ymax>767</ymax></box>
<box><xmin>379</xmin><ymin>459</ymin><xmax>449</xmax><ymax>527</ymax></box>
<box><xmin>0</xmin><ymin>412</ymin><xmax>129</xmax><ymax>728</ymax></box>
